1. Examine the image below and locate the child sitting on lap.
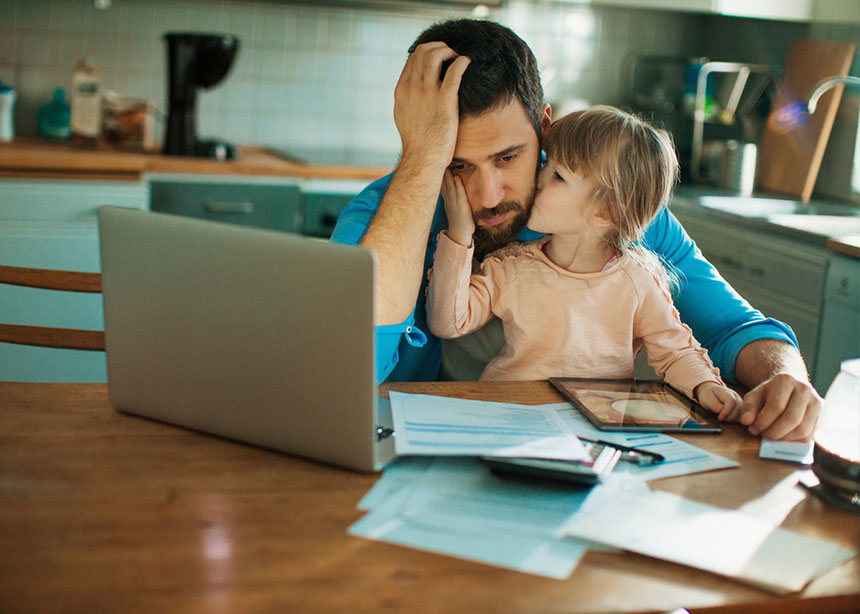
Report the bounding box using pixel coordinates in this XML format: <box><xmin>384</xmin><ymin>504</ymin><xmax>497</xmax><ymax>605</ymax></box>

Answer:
<box><xmin>427</xmin><ymin>105</ymin><xmax>741</xmax><ymax>419</ymax></box>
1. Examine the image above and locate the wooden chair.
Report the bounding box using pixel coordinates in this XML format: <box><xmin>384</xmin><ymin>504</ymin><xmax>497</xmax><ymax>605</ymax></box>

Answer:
<box><xmin>0</xmin><ymin>265</ymin><xmax>105</xmax><ymax>351</ymax></box>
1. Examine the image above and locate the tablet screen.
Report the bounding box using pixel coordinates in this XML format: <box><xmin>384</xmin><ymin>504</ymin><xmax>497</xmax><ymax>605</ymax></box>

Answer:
<box><xmin>549</xmin><ymin>377</ymin><xmax>721</xmax><ymax>433</ymax></box>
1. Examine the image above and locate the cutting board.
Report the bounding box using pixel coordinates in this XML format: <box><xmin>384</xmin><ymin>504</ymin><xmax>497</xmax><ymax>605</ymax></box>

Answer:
<box><xmin>756</xmin><ymin>39</ymin><xmax>856</xmax><ymax>203</ymax></box>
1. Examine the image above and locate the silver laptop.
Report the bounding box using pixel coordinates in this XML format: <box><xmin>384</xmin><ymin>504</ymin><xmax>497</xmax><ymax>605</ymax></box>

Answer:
<box><xmin>98</xmin><ymin>206</ymin><xmax>394</xmax><ymax>472</ymax></box>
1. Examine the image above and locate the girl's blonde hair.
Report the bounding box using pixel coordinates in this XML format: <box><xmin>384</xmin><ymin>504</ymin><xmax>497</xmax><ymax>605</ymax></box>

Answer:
<box><xmin>544</xmin><ymin>105</ymin><xmax>680</xmax><ymax>291</ymax></box>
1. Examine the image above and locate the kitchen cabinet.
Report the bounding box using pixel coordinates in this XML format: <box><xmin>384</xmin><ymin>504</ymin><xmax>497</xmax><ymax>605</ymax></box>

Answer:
<box><xmin>150</xmin><ymin>175</ymin><xmax>302</xmax><ymax>233</ymax></box>
<box><xmin>150</xmin><ymin>174</ymin><xmax>367</xmax><ymax>238</ymax></box>
<box><xmin>815</xmin><ymin>253</ymin><xmax>860</xmax><ymax>392</ymax></box>
<box><xmin>590</xmin><ymin>0</ymin><xmax>859</xmax><ymax>22</ymax></box>
<box><xmin>0</xmin><ymin>177</ymin><xmax>149</xmax><ymax>382</ymax></box>
<box><xmin>670</xmin><ymin>206</ymin><xmax>830</xmax><ymax>378</ymax></box>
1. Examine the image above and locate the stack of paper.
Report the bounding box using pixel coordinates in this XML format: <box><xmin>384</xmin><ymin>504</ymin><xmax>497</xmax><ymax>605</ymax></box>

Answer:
<box><xmin>351</xmin><ymin>392</ymin><xmax>855</xmax><ymax>587</ymax></box>
<box><xmin>389</xmin><ymin>392</ymin><xmax>740</xmax><ymax>480</ymax></box>
<box><xmin>349</xmin><ymin>456</ymin><xmax>633</xmax><ymax>578</ymax></box>
<box><xmin>349</xmin><ymin>393</ymin><xmax>742</xmax><ymax>579</ymax></box>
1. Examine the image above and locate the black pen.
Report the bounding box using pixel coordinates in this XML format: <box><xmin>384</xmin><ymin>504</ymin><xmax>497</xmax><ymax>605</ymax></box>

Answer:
<box><xmin>580</xmin><ymin>437</ymin><xmax>665</xmax><ymax>465</ymax></box>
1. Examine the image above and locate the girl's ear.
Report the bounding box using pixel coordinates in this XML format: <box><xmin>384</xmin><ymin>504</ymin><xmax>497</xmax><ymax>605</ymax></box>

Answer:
<box><xmin>591</xmin><ymin>202</ymin><xmax>616</xmax><ymax>228</ymax></box>
<box><xmin>592</xmin><ymin>211</ymin><xmax>613</xmax><ymax>228</ymax></box>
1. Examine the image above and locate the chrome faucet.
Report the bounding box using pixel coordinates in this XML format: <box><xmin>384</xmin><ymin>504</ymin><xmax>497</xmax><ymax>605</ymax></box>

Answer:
<box><xmin>806</xmin><ymin>75</ymin><xmax>860</xmax><ymax>114</ymax></box>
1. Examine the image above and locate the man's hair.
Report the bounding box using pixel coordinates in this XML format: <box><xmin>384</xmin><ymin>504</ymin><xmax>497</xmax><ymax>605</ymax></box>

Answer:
<box><xmin>409</xmin><ymin>19</ymin><xmax>544</xmax><ymax>137</ymax></box>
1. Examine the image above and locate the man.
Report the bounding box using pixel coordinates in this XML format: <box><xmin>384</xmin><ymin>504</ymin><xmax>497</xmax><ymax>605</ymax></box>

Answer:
<box><xmin>332</xmin><ymin>19</ymin><xmax>821</xmax><ymax>441</ymax></box>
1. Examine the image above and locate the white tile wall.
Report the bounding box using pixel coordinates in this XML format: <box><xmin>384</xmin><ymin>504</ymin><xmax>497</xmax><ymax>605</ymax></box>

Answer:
<box><xmin>3</xmin><ymin>0</ymin><xmax>704</xmax><ymax>166</ymax></box>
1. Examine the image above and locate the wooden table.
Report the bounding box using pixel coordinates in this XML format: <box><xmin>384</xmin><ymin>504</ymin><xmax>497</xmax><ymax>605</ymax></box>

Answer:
<box><xmin>1</xmin><ymin>381</ymin><xmax>858</xmax><ymax>614</ymax></box>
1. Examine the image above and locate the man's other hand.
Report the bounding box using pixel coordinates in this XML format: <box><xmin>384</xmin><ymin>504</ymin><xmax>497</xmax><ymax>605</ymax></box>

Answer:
<box><xmin>739</xmin><ymin>373</ymin><xmax>822</xmax><ymax>441</ymax></box>
<box><xmin>393</xmin><ymin>42</ymin><xmax>471</xmax><ymax>168</ymax></box>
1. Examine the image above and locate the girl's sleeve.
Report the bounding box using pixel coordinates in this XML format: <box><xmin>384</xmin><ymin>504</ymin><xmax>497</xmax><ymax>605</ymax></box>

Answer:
<box><xmin>631</xmin><ymin>267</ymin><xmax>724</xmax><ymax>400</ymax></box>
<box><xmin>643</xmin><ymin>207</ymin><xmax>798</xmax><ymax>383</ymax></box>
<box><xmin>426</xmin><ymin>231</ymin><xmax>499</xmax><ymax>339</ymax></box>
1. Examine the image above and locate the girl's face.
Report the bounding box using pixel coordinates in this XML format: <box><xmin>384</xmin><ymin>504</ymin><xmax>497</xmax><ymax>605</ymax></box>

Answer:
<box><xmin>528</xmin><ymin>158</ymin><xmax>598</xmax><ymax>235</ymax></box>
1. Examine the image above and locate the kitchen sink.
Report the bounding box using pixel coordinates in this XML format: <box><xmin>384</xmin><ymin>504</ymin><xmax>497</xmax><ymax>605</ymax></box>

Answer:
<box><xmin>697</xmin><ymin>196</ymin><xmax>858</xmax><ymax>217</ymax></box>
<box><xmin>765</xmin><ymin>214</ymin><xmax>860</xmax><ymax>236</ymax></box>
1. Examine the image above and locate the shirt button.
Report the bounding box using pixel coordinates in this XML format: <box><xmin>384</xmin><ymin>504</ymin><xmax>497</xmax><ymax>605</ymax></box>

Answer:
<box><xmin>406</xmin><ymin>326</ymin><xmax>412</xmax><ymax>333</ymax></box>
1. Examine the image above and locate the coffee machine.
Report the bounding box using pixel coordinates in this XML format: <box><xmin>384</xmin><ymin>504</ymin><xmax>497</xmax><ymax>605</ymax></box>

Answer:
<box><xmin>163</xmin><ymin>33</ymin><xmax>239</xmax><ymax>160</ymax></box>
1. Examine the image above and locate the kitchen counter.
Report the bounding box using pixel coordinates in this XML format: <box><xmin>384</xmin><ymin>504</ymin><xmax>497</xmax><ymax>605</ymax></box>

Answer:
<box><xmin>0</xmin><ymin>139</ymin><xmax>392</xmax><ymax>181</ymax></box>
<box><xmin>827</xmin><ymin>235</ymin><xmax>860</xmax><ymax>259</ymax></box>
<box><xmin>671</xmin><ymin>185</ymin><xmax>860</xmax><ymax>259</ymax></box>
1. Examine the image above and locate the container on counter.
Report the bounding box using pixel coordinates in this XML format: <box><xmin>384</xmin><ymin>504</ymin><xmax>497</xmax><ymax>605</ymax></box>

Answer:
<box><xmin>70</xmin><ymin>58</ymin><xmax>102</xmax><ymax>145</ymax></box>
<box><xmin>0</xmin><ymin>81</ymin><xmax>16</xmax><ymax>142</ymax></box>
<box><xmin>38</xmin><ymin>88</ymin><xmax>71</xmax><ymax>141</ymax></box>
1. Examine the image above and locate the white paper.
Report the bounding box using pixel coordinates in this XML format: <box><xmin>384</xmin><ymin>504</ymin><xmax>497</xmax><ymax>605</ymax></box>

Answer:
<box><xmin>559</xmin><ymin>488</ymin><xmax>856</xmax><ymax>594</ymax></box>
<box><xmin>759</xmin><ymin>438</ymin><xmax>814</xmax><ymax>465</ymax></box>
<box><xmin>389</xmin><ymin>392</ymin><xmax>589</xmax><ymax>461</ymax></box>
<box><xmin>350</xmin><ymin>457</ymin><xmax>614</xmax><ymax>578</ymax></box>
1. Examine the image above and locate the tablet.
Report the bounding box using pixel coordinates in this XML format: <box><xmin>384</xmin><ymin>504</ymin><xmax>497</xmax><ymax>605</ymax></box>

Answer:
<box><xmin>549</xmin><ymin>377</ymin><xmax>722</xmax><ymax>433</ymax></box>
<box><xmin>483</xmin><ymin>442</ymin><xmax>622</xmax><ymax>486</ymax></box>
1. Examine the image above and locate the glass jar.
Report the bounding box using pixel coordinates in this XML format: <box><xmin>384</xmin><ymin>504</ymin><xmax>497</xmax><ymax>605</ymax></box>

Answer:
<box><xmin>812</xmin><ymin>357</ymin><xmax>860</xmax><ymax>511</ymax></box>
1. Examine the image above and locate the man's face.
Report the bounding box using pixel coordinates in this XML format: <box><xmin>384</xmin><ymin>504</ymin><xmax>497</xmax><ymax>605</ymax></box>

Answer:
<box><xmin>448</xmin><ymin>100</ymin><xmax>543</xmax><ymax>257</ymax></box>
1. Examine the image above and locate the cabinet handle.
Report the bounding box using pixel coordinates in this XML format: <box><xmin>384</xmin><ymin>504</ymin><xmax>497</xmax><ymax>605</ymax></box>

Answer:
<box><xmin>203</xmin><ymin>200</ymin><xmax>255</xmax><ymax>214</ymax></box>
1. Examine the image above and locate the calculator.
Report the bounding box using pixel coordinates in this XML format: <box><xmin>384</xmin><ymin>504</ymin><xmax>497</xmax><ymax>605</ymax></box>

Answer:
<box><xmin>482</xmin><ymin>442</ymin><xmax>622</xmax><ymax>486</ymax></box>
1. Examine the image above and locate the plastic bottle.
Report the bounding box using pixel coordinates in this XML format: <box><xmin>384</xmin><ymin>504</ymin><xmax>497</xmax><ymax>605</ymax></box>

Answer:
<box><xmin>38</xmin><ymin>88</ymin><xmax>71</xmax><ymax>141</ymax></box>
<box><xmin>0</xmin><ymin>80</ymin><xmax>16</xmax><ymax>142</ymax></box>
<box><xmin>70</xmin><ymin>58</ymin><xmax>102</xmax><ymax>145</ymax></box>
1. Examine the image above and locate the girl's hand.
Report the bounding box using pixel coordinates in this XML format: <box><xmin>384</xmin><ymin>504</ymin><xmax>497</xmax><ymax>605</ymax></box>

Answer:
<box><xmin>441</xmin><ymin>170</ymin><xmax>475</xmax><ymax>247</ymax></box>
<box><xmin>695</xmin><ymin>382</ymin><xmax>743</xmax><ymax>422</ymax></box>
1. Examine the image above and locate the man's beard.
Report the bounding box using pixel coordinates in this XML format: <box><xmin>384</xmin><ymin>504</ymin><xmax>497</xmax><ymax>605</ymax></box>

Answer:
<box><xmin>472</xmin><ymin>192</ymin><xmax>534</xmax><ymax>260</ymax></box>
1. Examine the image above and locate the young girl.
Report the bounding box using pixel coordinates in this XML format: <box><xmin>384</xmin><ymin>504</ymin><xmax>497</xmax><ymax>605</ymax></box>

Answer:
<box><xmin>427</xmin><ymin>105</ymin><xmax>741</xmax><ymax>419</ymax></box>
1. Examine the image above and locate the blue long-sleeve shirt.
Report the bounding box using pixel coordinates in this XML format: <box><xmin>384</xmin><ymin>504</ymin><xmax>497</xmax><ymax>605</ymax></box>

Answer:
<box><xmin>331</xmin><ymin>173</ymin><xmax>797</xmax><ymax>384</ymax></box>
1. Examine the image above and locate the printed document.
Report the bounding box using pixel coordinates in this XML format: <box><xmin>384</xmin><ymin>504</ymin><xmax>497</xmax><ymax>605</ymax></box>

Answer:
<box><xmin>389</xmin><ymin>391</ymin><xmax>589</xmax><ymax>461</ymax></box>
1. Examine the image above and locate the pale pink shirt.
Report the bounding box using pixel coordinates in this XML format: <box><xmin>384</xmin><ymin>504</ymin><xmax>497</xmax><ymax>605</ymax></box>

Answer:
<box><xmin>426</xmin><ymin>232</ymin><xmax>723</xmax><ymax>398</ymax></box>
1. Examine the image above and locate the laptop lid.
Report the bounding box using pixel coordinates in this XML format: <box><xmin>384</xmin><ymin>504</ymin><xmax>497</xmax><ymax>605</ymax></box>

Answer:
<box><xmin>98</xmin><ymin>206</ymin><xmax>393</xmax><ymax>472</ymax></box>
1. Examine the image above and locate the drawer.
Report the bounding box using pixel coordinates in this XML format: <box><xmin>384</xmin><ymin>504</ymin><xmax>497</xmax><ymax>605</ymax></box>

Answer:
<box><xmin>742</xmin><ymin>244</ymin><xmax>827</xmax><ymax>308</ymax></box>
<box><xmin>673</xmin><ymin>209</ymin><xmax>828</xmax><ymax>309</ymax></box>
<box><xmin>151</xmin><ymin>181</ymin><xmax>302</xmax><ymax>232</ymax></box>
<box><xmin>0</xmin><ymin>178</ymin><xmax>149</xmax><ymax>220</ymax></box>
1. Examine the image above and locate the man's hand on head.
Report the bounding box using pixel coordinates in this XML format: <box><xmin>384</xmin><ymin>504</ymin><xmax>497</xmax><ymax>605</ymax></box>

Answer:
<box><xmin>393</xmin><ymin>42</ymin><xmax>471</xmax><ymax>171</ymax></box>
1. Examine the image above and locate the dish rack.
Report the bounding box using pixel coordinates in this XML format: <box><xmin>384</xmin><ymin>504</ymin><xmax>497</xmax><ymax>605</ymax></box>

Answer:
<box><xmin>623</xmin><ymin>55</ymin><xmax>774</xmax><ymax>183</ymax></box>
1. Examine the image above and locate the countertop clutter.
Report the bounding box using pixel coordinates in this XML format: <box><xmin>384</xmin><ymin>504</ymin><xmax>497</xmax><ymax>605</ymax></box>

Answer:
<box><xmin>0</xmin><ymin>138</ymin><xmax>392</xmax><ymax>181</ymax></box>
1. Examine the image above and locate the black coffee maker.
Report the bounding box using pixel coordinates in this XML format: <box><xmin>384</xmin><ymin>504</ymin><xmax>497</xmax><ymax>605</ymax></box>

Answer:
<box><xmin>163</xmin><ymin>33</ymin><xmax>239</xmax><ymax>160</ymax></box>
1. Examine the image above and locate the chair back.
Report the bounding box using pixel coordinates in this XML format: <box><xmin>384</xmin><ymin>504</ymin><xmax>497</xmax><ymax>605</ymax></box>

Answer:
<box><xmin>0</xmin><ymin>265</ymin><xmax>105</xmax><ymax>351</ymax></box>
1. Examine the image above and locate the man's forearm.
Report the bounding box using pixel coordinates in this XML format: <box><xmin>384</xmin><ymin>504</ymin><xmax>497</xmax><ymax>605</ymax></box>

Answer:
<box><xmin>362</xmin><ymin>153</ymin><xmax>447</xmax><ymax>326</ymax></box>
<box><xmin>734</xmin><ymin>338</ymin><xmax>810</xmax><ymax>389</ymax></box>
